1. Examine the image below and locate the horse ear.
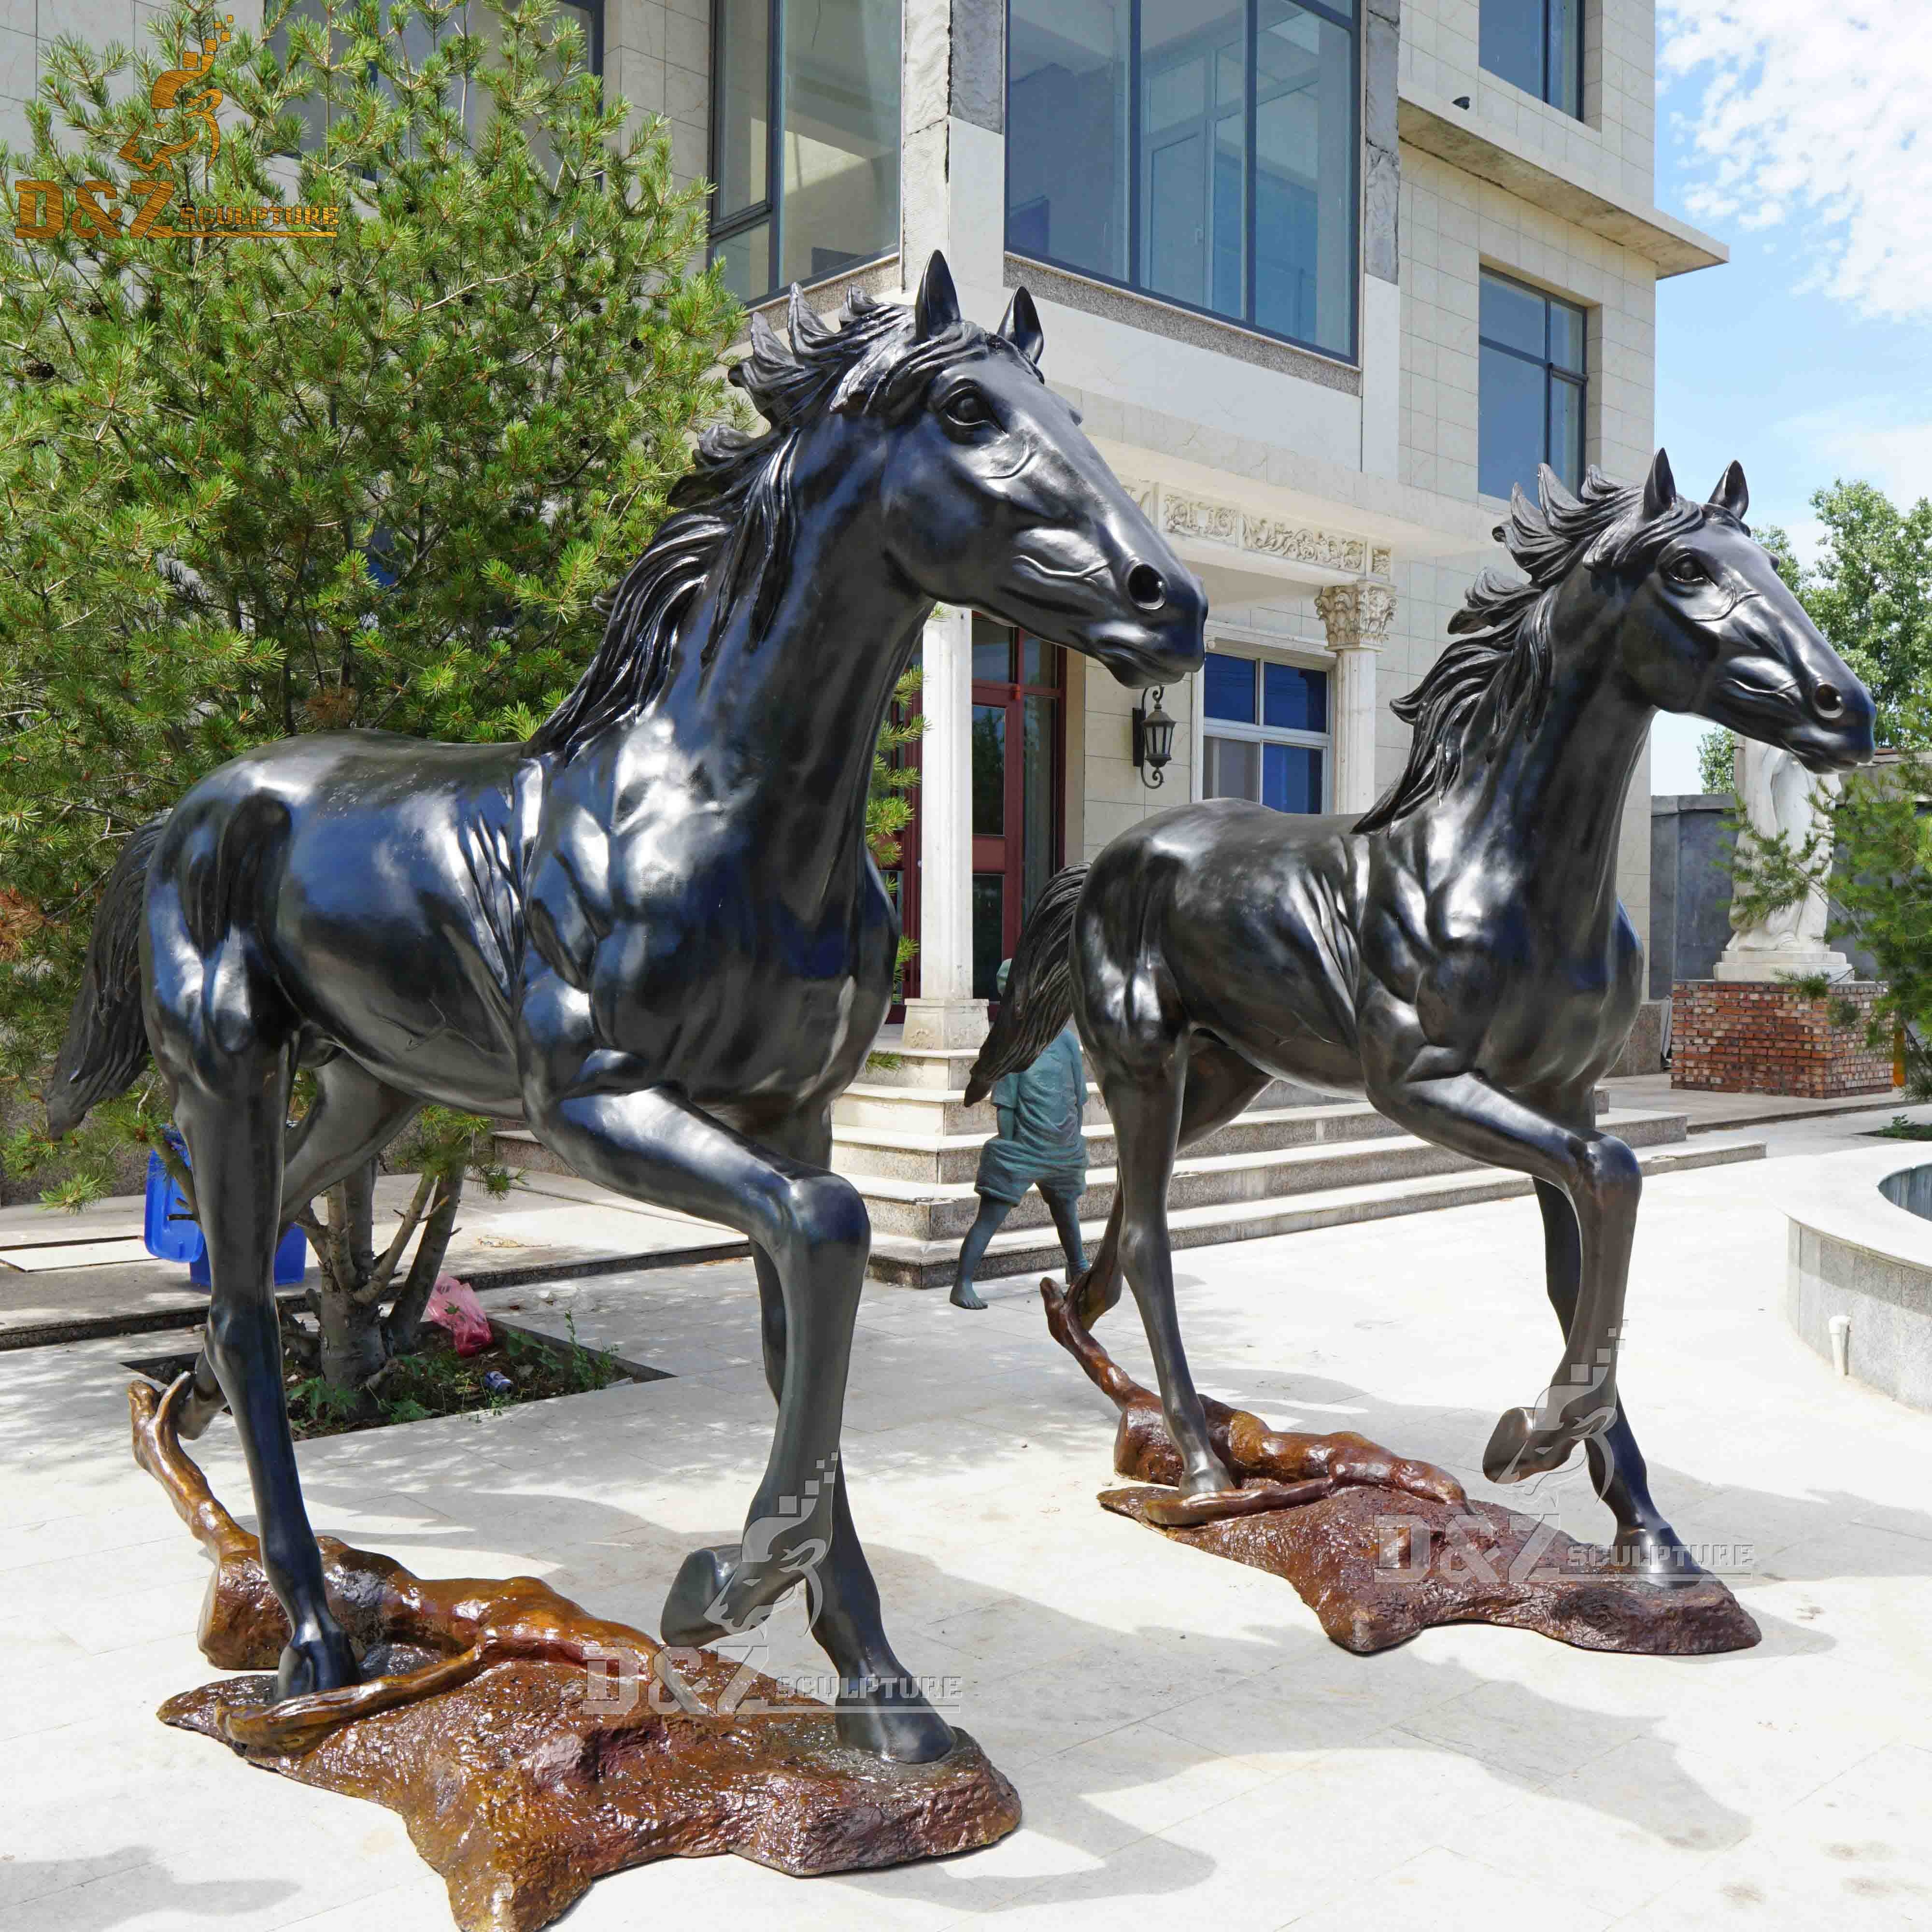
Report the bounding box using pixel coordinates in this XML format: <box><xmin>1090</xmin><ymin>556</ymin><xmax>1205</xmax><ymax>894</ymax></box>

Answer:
<box><xmin>998</xmin><ymin>286</ymin><xmax>1045</xmax><ymax>364</ymax></box>
<box><xmin>915</xmin><ymin>251</ymin><xmax>962</xmax><ymax>339</ymax></box>
<box><xmin>1709</xmin><ymin>459</ymin><xmax>1749</xmax><ymax>521</ymax></box>
<box><xmin>1642</xmin><ymin>448</ymin><xmax>1677</xmax><ymax>522</ymax></box>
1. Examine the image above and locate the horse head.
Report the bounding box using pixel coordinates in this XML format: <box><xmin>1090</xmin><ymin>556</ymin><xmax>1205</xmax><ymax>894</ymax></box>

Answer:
<box><xmin>1614</xmin><ymin>450</ymin><xmax>1874</xmax><ymax>773</ymax></box>
<box><xmin>860</xmin><ymin>254</ymin><xmax>1205</xmax><ymax>688</ymax></box>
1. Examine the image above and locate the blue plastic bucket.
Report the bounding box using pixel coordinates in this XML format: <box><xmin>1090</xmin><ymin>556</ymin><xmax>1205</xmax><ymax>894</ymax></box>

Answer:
<box><xmin>143</xmin><ymin>1136</ymin><xmax>308</xmax><ymax>1287</ymax></box>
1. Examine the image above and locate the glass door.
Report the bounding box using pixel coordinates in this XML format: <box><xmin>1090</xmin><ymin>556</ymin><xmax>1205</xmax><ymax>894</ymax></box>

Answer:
<box><xmin>970</xmin><ymin>616</ymin><xmax>1065</xmax><ymax>1002</ymax></box>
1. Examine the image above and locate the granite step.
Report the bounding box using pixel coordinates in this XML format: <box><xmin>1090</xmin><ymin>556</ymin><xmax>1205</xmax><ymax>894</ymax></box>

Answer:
<box><xmin>847</xmin><ymin>1107</ymin><xmax>1697</xmax><ymax>1243</ymax></box>
<box><xmin>864</xmin><ymin>1134</ymin><xmax>1769</xmax><ymax>1289</ymax></box>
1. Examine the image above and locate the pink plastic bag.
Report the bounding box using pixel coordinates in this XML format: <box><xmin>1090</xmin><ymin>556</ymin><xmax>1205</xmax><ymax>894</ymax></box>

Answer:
<box><xmin>422</xmin><ymin>1276</ymin><xmax>494</xmax><ymax>1357</ymax></box>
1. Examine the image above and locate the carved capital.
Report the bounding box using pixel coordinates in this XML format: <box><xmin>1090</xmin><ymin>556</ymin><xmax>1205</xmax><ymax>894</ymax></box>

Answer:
<box><xmin>1315</xmin><ymin>581</ymin><xmax>1396</xmax><ymax>649</ymax></box>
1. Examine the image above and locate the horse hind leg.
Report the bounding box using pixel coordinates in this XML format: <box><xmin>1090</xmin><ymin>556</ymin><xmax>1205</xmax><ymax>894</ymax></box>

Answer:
<box><xmin>147</xmin><ymin>906</ymin><xmax>356</xmax><ymax>1700</ymax></box>
<box><xmin>174</xmin><ymin>1057</ymin><xmax>420</xmax><ymax>1442</ymax></box>
<box><xmin>1072</xmin><ymin>1040</ymin><xmax>1268</xmax><ymax>1330</ymax></box>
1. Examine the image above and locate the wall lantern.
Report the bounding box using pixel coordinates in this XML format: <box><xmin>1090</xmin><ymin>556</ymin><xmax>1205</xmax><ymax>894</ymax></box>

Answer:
<box><xmin>1132</xmin><ymin>689</ymin><xmax>1177</xmax><ymax>788</ymax></box>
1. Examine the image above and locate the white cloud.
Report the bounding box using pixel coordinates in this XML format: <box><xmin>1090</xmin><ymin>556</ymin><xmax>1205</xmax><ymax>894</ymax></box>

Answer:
<box><xmin>1775</xmin><ymin>406</ymin><xmax>1932</xmax><ymax>509</ymax></box>
<box><xmin>1659</xmin><ymin>2</ymin><xmax>1932</xmax><ymax>321</ymax></box>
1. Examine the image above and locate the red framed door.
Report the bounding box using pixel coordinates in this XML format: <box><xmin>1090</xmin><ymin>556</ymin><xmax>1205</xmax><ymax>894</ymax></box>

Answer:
<box><xmin>970</xmin><ymin>616</ymin><xmax>1064</xmax><ymax>1004</ymax></box>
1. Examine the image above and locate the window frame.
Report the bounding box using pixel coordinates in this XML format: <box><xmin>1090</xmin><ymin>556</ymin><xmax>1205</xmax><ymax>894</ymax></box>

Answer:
<box><xmin>1196</xmin><ymin>643</ymin><xmax>1333</xmax><ymax>814</ymax></box>
<box><xmin>707</xmin><ymin>0</ymin><xmax>901</xmax><ymax>305</ymax></box>
<box><xmin>1004</xmin><ymin>0</ymin><xmax>1362</xmax><ymax>366</ymax></box>
<box><xmin>1480</xmin><ymin>0</ymin><xmax>1584</xmax><ymax>122</ymax></box>
<box><xmin>1477</xmin><ymin>267</ymin><xmax>1588</xmax><ymax>504</ymax></box>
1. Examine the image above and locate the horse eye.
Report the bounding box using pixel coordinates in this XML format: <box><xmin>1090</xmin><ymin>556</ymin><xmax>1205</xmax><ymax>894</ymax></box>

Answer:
<box><xmin>941</xmin><ymin>389</ymin><xmax>991</xmax><ymax>429</ymax></box>
<box><xmin>1666</xmin><ymin>554</ymin><xmax>1707</xmax><ymax>587</ymax></box>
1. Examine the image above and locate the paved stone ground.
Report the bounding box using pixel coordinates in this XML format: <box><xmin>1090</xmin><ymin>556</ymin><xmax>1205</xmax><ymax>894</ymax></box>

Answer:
<box><xmin>0</xmin><ymin>1171</ymin><xmax>745</xmax><ymax>1347</ymax></box>
<box><xmin>4</xmin><ymin>1101</ymin><xmax>1931</xmax><ymax>1931</ymax></box>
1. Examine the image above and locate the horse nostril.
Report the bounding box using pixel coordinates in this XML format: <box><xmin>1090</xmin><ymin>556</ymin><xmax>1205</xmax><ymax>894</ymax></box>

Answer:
<box><xmin>1125</xmin><ymin>562</ymin><xmax>1167</xmax><ymax>612</ymax></box>
<box><xmin>1815</xmin><ymin>683</ymin><xmax>1845</xmax><ymax>719</ymax></box>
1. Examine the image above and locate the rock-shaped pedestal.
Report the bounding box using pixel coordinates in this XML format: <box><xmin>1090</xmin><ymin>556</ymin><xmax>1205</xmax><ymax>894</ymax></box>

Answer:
<box><xmin>130</xmin><ymin>1378</ymin><xmax>1018</xmax><ymax>1932</ymax></box>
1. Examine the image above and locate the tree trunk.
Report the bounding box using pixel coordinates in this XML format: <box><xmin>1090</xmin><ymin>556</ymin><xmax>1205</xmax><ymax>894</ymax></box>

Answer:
<box><xmin>312</xmin><ymin>1170</ymin><xmax>388</xmax><ymax>1389</ymax></box>
<box><xmin>385</xmin><ymin>1171</ymin><xmax>463</xmax><ymax>1357</ymax></box>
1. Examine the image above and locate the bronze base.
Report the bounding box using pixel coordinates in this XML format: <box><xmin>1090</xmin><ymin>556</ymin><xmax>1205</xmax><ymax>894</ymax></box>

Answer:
<box><xmin>1037</xmin><ymin>1280</ymin><xmax>1758</xmax><ymax>1659</ymax></box>
<box><xmin>161</xmin><ymin>1664</ymin><xmax>1017</xmax><ymax>1932</ymax></box>
<box><xmin>131</xmin><ymin>1379</ymin><xmax>1018</xmax><ymax>1932</ymax></box>
<box><xmin>1099</xmin><ymin>1482</ymin><xmax>1759</xmax><ymax>1656</ymax></box>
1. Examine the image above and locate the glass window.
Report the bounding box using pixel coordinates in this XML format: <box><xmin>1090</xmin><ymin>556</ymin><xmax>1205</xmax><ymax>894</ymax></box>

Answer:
<box><xmin>1201</xmin><ymin>650</ymin><xmax>1330</xmax><ymax>814</ymax></box>
<box><xmin>278</xmin><ymin>1</ymin><xmax>604</xmax><ymax>154</ymax></box>
<box><xmin>1478</xmin><ymin>270</ymin><xmax>1587</xmax><ymax>502</ymax></box>
<box><xmin>1008</xmin><ymin>0</ymin><xmax>1359</xmax><ymax>362</ymax></box>
<box><xmin>710</xmin><ymin>0</ymin><xmax>901</xmax><ymax>302</ymax></box>
<box><xmin>715</xmin><ymin>0</ymin><xmax>768</xmax><ymax>217</ymax></box>
<box><xmin>971</xmin><ymin>705</ymin><xmax>1007</xmax><ymax>835</ymax></box>
<box><xmin>1480</xmin><ymin>0</ymin><xmax>1582</xmax><ymax>120</ymax></box>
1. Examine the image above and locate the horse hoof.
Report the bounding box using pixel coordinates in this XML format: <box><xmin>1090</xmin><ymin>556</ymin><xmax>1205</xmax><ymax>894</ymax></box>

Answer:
<box><xmin>1481</xmin><ymin>1406</ymin><xmax>1577</xmax><ymax>1484</ymax></box>
<box><xmin>836</xmin><ymin>1677</ymin><xmax>955</xmax><ymax>1763</ymax></box>
<box><xmin>659</xmin><ymin>1544</ymin><xmax>741</xmax><ymax>1647</ymax></box>
<box><xmin>1612</xmin><ymin>1525</ymin><xmax>1710</xmax><ymax>1589</ymax></box>
<box><xmin>275</xmin><ymin>1625</ymin><xmax>357</xmax><ymax>1702</ymax></box>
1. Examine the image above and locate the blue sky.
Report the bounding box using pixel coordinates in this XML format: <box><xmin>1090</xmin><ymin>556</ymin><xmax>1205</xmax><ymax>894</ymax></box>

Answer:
<box><xmin>1645</xmin><ymin>4</ymin><xmax>1930</xmax><ymax>792</ymax></box>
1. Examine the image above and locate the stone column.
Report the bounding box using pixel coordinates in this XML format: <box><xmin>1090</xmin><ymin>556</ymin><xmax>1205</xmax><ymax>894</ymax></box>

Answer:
<box><xmin>902</xmin><ymin>604</ymin><xmax>987</xmax><ymax>1050</ymax></box>
<box><xmin>1315</xmin><ymin>580</ymin><xmax>1396</xmax><ymax>816</ymax></box>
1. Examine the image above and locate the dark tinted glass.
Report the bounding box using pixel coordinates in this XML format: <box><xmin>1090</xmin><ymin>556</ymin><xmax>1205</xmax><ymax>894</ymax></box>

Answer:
<box><xmin>1204</xmin><ymin>734</ymin><xmax>1260</xmax><ymax>800</ymax></box>
<box><xmin>1549</xmin><ymin>372</ymin><xmax>1585</xmax><ymax>491</ymax></box>
<box><xmin>1263</xmin><ymin>662</ymin><xmax>1328</xmax><ymax>732</ymax></box>
<box><xmin>971</xmin><ymin>706</ymin><xmax>1006</xmax><ymax>834</ymax></box>
<box><xmin>1480</xmin><ymin>271</ymin><xmax>1546</xmax><ymax>357</ymax></box>
<box><xmin>1548</xmin><ymin>295</ymin><xmax>1586</xmax><ymax>373</ymax></box>
<box><xmin>1141</xmin><ymin>0</ymin><xmax>1247</xmax><ymax>321</ymax></box>
<box><xmin>973</xmin><ymin>615</ymin><xmax>1015</xmax><ymax>683</ymax></box>
<box><xmin>1253</xmin><ymin>2</ymin><xmax>1355</xmax><ymax>357</ymax></box>
<box><xmin>715</xmin><ymin>0</ymin><xmax>768</xmax><ymax>215</ymax></box>
<box><xmin>1008</xmin><ymin>0</ymin><xmax>1131</xmax><ymax>281</ymax></box>
<box><xmin>1547</xmin><ymin>0</ymin><xmax>1582</xmax><ymax>117</ymax></box>
<box><xmin>1262</xmin><ymin>742</ymin><xmax>1323</xmax><ymax>812</ymax></box>
<box><xmin>1478</xmin><ymin>341</ymin><xmax>1546</xmax><ymax>501</ymax></box>
<box><xmin>973</xmin><ymin>875</ymin><xmax>1006</xmax><ymax>999</ymax></box>
<box><xmin>779</xmin><ymin>0</ymin><xmax>900</xmax><ymax>286</ymax></box>
<box><xmin>1022</xmin><ymin>695</ymin><xmax>1056</xmax><ymax>917</ymax></box>
<box><xmin>1204</xmin><ymin>653</ymin><xmax>1257</xmax><ymax>723</ymax></box>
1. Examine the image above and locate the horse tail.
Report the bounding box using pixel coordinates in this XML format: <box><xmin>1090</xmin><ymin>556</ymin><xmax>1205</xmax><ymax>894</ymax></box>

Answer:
<box><xmin>965</xmin><ymin>862</ymin><xmax>1088</xmax><ymax>1106</ymax></box>
<box><xmin>46</xmin><ymin>814</ymin><xmax>169</xmax><ymax>1138</ymax></box>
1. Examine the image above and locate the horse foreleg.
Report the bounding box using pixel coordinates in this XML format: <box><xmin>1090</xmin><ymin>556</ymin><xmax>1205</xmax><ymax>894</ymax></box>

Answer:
<box><xmin>1534</xmin><ymin>1178</ymin><xmax>1696</xmax><ymax>1583</ymax></box>
<box><xmin>746</xmin><ymin>1114</ymin><xmax>957</xmax><ymax>1762</ymax></box>
<box><xmin>528</xmin><ymin>1078</ymin><xmax>952</xmax><ymax>1764</ymax></box>
<box><xmin>1366</xmin><ymin>1068</ymin><xmax>1640</xmax><ymax>1500</ymax></box>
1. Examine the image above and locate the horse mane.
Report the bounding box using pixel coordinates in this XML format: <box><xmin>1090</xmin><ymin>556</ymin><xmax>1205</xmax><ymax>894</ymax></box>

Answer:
<box><xmin>1353</xmin><ymin>463</ymin><xmax>1708</xmax><ymax>834</ymax></box>
<box><xmin>527</xmin><ymin>285</ymin><xmax>1030</xmax><ymax>762</ymax></box>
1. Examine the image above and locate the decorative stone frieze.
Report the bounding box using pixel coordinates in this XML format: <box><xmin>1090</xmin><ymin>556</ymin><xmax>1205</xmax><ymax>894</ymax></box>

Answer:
<box><xmin>1122</xmin><ymin>478</ymin><xmax>1392</xmax><ymax>585</ymax></box>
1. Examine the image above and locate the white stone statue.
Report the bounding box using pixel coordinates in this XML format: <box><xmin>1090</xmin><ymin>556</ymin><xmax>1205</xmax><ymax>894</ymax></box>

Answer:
<box><xmin>1715</xmin><ymin>738</ymin><xmax>1849</xmax><ymax>981</ymax></box>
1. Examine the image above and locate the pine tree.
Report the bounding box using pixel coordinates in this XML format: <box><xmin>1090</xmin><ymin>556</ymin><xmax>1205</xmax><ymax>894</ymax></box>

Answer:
<box><xmin>0</xmin><ymin>0</ymin><xmax>739</xmax><ymax>1397</ymax></box>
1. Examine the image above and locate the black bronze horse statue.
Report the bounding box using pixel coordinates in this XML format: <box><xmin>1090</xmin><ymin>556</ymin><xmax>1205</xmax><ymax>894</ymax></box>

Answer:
<box><xmin>49</xmin><ymin>253</ymin><xmax>1205</xmax><ymax>1761</ymax></box>
<box><xmin>972</xmin><ymin>455</ymin><xmax>1872</xmax><ymax>1583</ymax></box>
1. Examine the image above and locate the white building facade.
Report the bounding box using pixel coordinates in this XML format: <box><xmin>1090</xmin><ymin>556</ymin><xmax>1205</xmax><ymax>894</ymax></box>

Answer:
<box><xmin>6</xmin><ymin>0</ymin><xmax>1725</xmax><ymax>1057</ymax></box>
